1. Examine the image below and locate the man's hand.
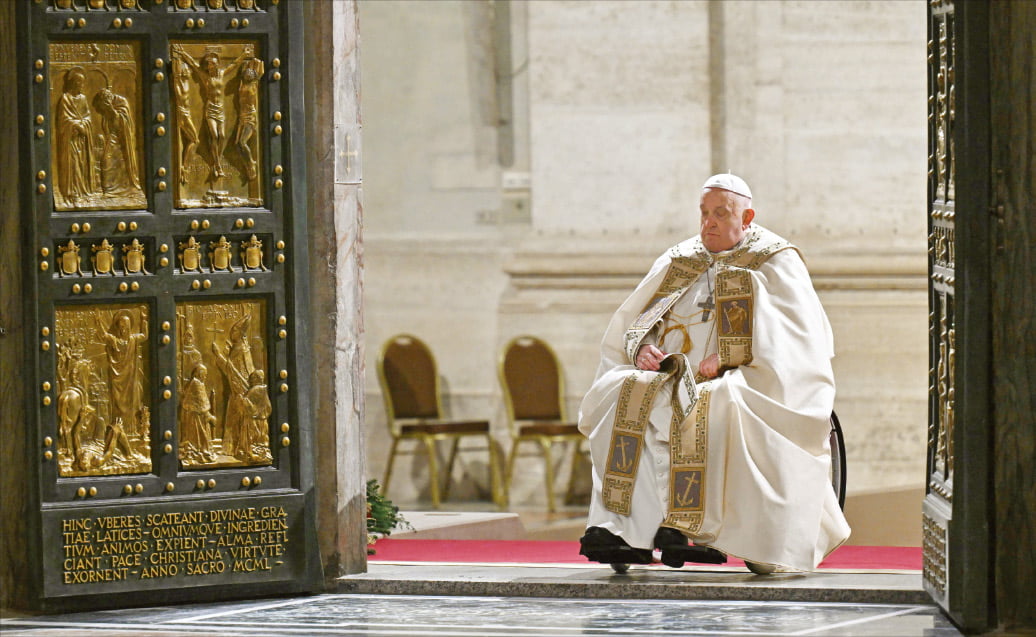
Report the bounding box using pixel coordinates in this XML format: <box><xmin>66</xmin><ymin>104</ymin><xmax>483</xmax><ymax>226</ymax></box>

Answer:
<box><xmin>698</xmin><ymin>353</ymin><xmax>721</xmax><ymax>379</ymax></box>
<box><xmin>636</xmin><ymin>344</ymin><xmax>666</xmax><ymax>371</ymax></box>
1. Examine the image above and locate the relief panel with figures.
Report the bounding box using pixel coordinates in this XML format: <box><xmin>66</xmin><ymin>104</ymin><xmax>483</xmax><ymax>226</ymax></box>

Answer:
<box><xmin>49</xmin><ymin>41</ymin><xmax>146</xmax><ymax>212</ymax></box>
<box><xmin>931</xmin><ymin>18</ymin><xmax>956</xmax><ymax>202</ymax></box>
<box><xmin>169</xmin><ymin>41</ymin><xmax>264</xmax><ymax>209</ymax></box>
<box><xmin>175</xmin><ymin>299</ymin><xmax>271</xmax><ymax>469</ymax></box>
<box><xmin>54</xmin><ymin>303</ymin><xmax>152</xmax><ymax>477</ymax></box>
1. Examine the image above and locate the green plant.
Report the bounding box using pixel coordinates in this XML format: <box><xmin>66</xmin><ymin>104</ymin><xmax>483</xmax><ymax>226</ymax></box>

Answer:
<box><xmin>366</xmin><ymin>479</ymin><xmax>410</xmax><ymax>551</ymax></box>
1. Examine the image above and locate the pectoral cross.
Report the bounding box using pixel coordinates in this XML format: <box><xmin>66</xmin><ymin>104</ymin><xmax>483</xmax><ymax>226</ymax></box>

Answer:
<box><xmin>697</xmin><ymin>295</ymin><xmax>715</xmax><ymax>322</ymax></box>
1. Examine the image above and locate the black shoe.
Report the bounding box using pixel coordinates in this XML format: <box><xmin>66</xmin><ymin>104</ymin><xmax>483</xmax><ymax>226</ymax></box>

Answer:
<box><xmin>654</xmin><ymin>527</ymin><xmax>690</xmax><ymax>568</ymax></box>
<box><xmin>653</xmin><ymin>527</ymin><xmax>689</xmax><ymax>550</ymax></box>
<box><xmin>579</xmin><ymin>527</ymin><xmax>653</xmax><ymax>565</ymax></box>
<box><xmin>652</xmin><ymin>526</ymin><xmax>727</xmax><ymax>568</ymax></box>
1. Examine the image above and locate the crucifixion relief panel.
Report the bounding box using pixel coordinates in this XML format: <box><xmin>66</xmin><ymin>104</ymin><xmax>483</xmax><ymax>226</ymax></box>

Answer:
<box><xmin>169</xmin><ymin>40</ymin><xmax>265</xmax><ymax>208</ymax></box>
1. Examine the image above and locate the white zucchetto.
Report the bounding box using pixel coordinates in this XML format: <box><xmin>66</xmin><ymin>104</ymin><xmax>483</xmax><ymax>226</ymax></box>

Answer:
<box><xmin>702</xmin><ymin>173</ymin><xmax>752</xmax><ymax>200</ymax></box>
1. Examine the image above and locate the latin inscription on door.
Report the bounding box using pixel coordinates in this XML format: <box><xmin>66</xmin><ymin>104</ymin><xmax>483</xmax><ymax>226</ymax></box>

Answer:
<box><xmin>43</xmin><ymin>495</ymin><xmax>306</xmax><ymax>597</ymax></box>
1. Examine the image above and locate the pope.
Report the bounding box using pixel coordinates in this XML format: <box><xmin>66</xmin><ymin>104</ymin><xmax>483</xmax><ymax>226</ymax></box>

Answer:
<box><xmin>578</xmin><ymin>173</ymin><xmax>850</xmax><ymax>573</ymax></box>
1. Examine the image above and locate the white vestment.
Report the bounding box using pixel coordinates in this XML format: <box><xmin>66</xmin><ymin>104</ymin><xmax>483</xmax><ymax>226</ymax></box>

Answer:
<box><xmin>579</xmin><ymin>225</ymin><xmax>850</xmax><ymax>571</ymax></box>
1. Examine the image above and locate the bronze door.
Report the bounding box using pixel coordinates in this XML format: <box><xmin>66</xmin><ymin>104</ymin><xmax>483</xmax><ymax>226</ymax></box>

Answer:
<box><xmin>924</xmin><ymin>0</ymin><xmax>993</xmax><ymax>631</ymax></box>
<box><xmin>18</xmin><ymin>0</ymin><xmax>319</xmax><ymax>607</ymax></box>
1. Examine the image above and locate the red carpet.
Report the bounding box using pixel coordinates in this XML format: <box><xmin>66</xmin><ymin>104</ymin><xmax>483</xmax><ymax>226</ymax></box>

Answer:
<box><xmin>369</xmin><ymin>539</ymin><xmax>921</xmax><ymax>571</ymax></box>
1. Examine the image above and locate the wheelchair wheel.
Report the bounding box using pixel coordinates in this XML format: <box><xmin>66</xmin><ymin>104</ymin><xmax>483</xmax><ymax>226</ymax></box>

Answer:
<box><xmin>830</xmin><ymin>411</ymin><xmax>846</xmax><ymax>510</ymax></box>
<box><xmin>610</xmin><ymin>563</ymin><xmax>630</xmax><ymax>574</ymax></box>
<box><xmin>746</xmin><ymin>561</ymin><xmax>777</xmax><ymax>575</ymax></box>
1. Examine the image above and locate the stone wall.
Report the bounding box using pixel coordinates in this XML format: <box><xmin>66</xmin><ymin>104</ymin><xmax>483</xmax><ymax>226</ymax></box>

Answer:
<box><xmin>358</xmin><ymin>0</ymin><xmax>929</xmax><ymax>523</ymax></box>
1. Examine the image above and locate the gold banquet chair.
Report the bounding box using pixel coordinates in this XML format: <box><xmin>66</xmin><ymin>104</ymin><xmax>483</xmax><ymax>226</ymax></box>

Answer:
<box><xmin>499</xmin><ymin>335</ymin><xmax>586</xmax><ymax>512</ymax></box>
<box><xmin>377</xmin><ymin>334</ymin><xmax>503</xmax><ymax>509</ymax></box>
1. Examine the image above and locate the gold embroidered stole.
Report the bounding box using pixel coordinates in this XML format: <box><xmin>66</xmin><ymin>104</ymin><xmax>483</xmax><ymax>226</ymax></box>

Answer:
<box><xmin>601</xmin><ymin>355</ymin><xmax>688</xmax><ymax>516</ymax></box>
<box><xmin>602</xmin><ymin>226</ymin><xmax>796</xmax><ymax>531</ymax></box>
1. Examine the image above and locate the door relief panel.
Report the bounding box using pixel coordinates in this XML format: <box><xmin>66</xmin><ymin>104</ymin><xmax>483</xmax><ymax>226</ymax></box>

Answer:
<box><xmin>170</xmin><ymin>41</ymin><xmax>264</xmax><ymax>208</ymax></box>
<box><xmin>54</xmin><ymin>303</ymin><xmax>152</xmax><ymax>477</ymax></box>
<box><xmin>49</xmin><ymin>41</ymin><xmax>146</xmax><ymax>212</ymax></box>
<box><xmin>54</xmin><ymin>236</ymin><xmax>155</xmax><ymax>279</ymax></box>
<box><xmin>176</xmin><ymin>299</ymin><xmax>271</xmax><ymax>469</ymax></box>
<box><xmin>174</xmin><ymin>232</ymin><xmax>272</xmax><ymax>274</ymax></box>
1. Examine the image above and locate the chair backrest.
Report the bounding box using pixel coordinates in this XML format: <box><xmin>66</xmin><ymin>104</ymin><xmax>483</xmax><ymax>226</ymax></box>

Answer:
<box><xmin>499</xmin><ymin>336</ymin><xmax>566</xmax><ymax>429</ymax></box>
<box><xmin>378</xmin><ymin>334</ymin><xmax>442</xmax><ymax>433</ymax></box>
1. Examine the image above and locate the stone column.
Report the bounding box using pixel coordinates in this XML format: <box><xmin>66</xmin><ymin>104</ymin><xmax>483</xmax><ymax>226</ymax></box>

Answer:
<box><xmin>305</xmin><ymin>0</ymin><xmax>367</xmax><ymax>582</ymax></box>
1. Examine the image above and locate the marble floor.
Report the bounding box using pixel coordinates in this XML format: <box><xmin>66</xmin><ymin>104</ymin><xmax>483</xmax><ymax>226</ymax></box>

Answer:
<box><xmin>1</xmin><ymin>592</ymin><xmax>962</xmax><ymax>636</ymax></box>
<box><xmin>1</xmin><ymin>505</ymin><xmax>954</xmax><ymax>635</ymax></box>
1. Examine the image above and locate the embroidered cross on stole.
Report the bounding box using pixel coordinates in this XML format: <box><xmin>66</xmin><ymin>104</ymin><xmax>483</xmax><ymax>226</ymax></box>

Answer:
<box><xmin>602</xmin><ymin>226</ymin><xmax>795</xmax><ymax>536</ymax></box>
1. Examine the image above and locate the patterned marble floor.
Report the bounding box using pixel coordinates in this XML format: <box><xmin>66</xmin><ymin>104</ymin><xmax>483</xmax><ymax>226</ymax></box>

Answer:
<box><xmin>1</xmin><ymin>593</ymin><xmax>963</xmax><ymax>636</ymax></box>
